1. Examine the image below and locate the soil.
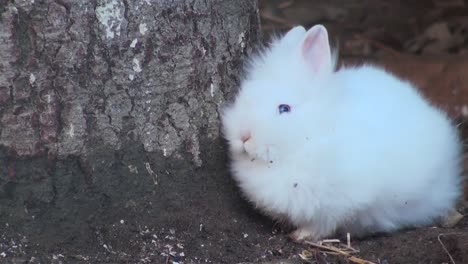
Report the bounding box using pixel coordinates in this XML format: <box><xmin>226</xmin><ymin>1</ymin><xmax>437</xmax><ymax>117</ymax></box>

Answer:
<box><xmin>2</xmin><ymin>1</ymin><xmax>468</xmax><ymax>263</ymax></box>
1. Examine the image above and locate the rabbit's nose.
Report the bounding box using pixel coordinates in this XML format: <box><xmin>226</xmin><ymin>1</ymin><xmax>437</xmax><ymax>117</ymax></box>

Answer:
<box><xmin>241</xmin><ymin>132</ymin><xmax>251</xmax><ymax>143</ymax></box>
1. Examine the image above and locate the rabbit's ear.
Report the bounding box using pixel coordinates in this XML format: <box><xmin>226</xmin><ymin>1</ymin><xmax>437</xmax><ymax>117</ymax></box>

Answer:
<box><xmin>281</xmin><ymin>26</ymin><xmax>306</xmax><ymax>47</ymax></box>
<box><xmin>300</xmin><ymin>25</ymin><xmax>332</xmax><ymax>75</ymax></box>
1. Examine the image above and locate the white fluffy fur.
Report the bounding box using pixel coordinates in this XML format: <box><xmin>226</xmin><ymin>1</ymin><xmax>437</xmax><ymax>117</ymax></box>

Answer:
<box><xmin>221</xmin><ymin>25</ymin><xmax>462</xmax><ymax>241</ymax></box>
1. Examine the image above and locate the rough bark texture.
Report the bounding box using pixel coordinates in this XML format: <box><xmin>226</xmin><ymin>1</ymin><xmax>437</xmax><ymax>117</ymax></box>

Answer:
<box><xmin>0</xmin><ymin>0</ymin><xmax>259</xmax><ymax>163</ymax></box>
<box><xmin>0</xmin><ymin>0</ymin><xmax>262</xmax><ymax>262</ymax></box>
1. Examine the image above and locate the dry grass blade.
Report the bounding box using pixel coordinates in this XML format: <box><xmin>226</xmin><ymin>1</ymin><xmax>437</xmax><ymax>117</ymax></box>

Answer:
<box><xmin>320</xmin><ymin>239</ymin><xmax>341</xmax><ymax>244</ymax></box>
<box><xmin>437</xmin><ymin>233</ymin><xmax>461</xmax><ymax>264</ymax></box>
<box><xmin>304</xmin><ymin>241</ymin><xmax>376</xmax><ymax>264</ymax></box>
<box><xmin>304</xmin><ymin>241</ymin><xmax>353</xmax><ymax>256</ymax></box>
<box><xmin>347</xmin><ymin>255</ymin><xmax>377</xmax><ymax>264</ymax></box>
<box><xmin>347</xmin><ymin>233</ymin><xmax>351</xmax><ymax>248</ymax></box>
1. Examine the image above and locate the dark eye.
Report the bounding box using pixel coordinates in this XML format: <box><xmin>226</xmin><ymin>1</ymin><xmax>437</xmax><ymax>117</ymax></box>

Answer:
<box><xmin>278</xmin><ymin>104</ymin><xmax>291</xmax><ymax>114</ymax></box>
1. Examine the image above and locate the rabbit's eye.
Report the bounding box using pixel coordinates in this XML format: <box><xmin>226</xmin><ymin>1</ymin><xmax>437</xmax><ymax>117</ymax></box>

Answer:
<box><xmin>278</xmin><ymin>104</ymin><xmax>291</xmax><ymax>114</ymax></box>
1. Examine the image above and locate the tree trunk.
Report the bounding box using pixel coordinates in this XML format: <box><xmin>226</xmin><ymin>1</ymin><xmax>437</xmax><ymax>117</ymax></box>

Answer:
<box><xmin>0</xmin><ymin>0</ymin><xmax>261</xmax><ymax>262</ymax></box>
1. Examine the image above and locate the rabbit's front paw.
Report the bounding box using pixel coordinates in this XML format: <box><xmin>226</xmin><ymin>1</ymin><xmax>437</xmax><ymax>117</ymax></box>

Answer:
<box><xmin>289</xmin><ymin>228</ymin><xmax>318</xmax><ymax>243</ymax></box>
<box><xmin>289</xmin><ymin>221</ymin><xmax>337</xmax><ymax>243</ymax></box>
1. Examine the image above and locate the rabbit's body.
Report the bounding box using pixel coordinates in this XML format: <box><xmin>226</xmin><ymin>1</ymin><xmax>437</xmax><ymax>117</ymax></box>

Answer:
<box><xmin>222</xmin><ymin>25</ymin><xmax>462</xmax><ymax>241</ymax></box>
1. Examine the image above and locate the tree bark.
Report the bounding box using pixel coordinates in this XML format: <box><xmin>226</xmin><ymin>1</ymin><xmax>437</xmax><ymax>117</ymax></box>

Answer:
<box><xmin>0</xmin><ymin>0</ymin><xmax>261</xmax><ymax>261</ymax></box>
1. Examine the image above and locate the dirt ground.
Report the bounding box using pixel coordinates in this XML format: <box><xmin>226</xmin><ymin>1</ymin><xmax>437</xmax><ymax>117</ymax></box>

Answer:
<box><xmin>2</xmin><ymin>0</ymin><xmax>468</xmax><ymax>263</ymax></box>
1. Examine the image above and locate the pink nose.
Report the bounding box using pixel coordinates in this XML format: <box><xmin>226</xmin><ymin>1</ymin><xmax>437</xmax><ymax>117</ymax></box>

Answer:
<box><xmin>241</xmin><ymin>132</ymin><xmax>251</xmax><ymax>143</ymax></box>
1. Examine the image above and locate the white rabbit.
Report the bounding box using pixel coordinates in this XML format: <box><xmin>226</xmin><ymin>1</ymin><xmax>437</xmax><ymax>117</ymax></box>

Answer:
<box><xmin>221</xmin><ymin>24</ymin><xmax>462</xmax><ymax>242</ymax></box>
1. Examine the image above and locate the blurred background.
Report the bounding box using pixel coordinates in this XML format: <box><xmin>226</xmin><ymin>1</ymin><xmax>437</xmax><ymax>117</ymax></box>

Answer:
<box><xmin>259</xmin><ymin>0</ymin><xmax>468</xmax><ymax>57</ymax></box>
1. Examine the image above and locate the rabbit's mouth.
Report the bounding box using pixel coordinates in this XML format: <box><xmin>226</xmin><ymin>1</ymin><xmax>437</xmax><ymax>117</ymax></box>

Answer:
<box><xmin>243</xmin><ymin>140</ymin><xmax>278</xmax><ymax>164</ymax></box>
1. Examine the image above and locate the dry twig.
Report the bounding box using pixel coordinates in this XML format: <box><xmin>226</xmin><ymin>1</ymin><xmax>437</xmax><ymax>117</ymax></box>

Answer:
<box><xmin>437</xmin><ymin>232</ymin><xmax>463</xmax><ymax>264</ymax></box>
<box><xmin>303</xmin><ymin>240</ymin><xmax>375</xmax><ymax>264</ymax></box>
